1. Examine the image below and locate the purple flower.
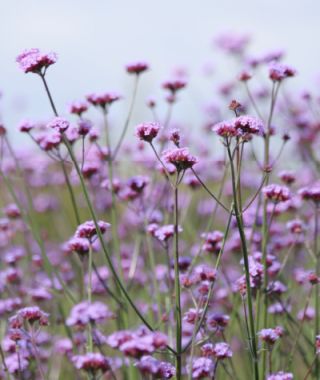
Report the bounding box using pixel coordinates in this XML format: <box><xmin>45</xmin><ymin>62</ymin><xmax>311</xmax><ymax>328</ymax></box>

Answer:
<box><xmin>136</xmin><ymin>356</ymin><xmax>175</xmax><ymax>378</ymax></box>
<box><xmin>299</xmin><ymin>186</ymin><xmax>320</xmax><ymax>203</ymax></box>
<box><xmin>36</xmin><ymin>131</ymin><xmax>62</xmax><ymax>151</ymax></box>
<box><xmin>163</xmin><ymin>147</ymin><xmax>198</xmax><ymax>172</ymax></box>
<box><xmin>258</xmin><ymin>328</ymin><xmax>282</xmax><ymax>345</ymax></box>
<box><xmin>10</xmin><ymin>306</ymin><xmax>49</xmax><ymax>327</ymax></box>
<box><xmin>18</xmin><ymin>119</ymin><xmax>35</xmax><ymax>133</ymax></box>
<box><xmin>263</xmin><ymin>184</ymin><xmax>291</xmax><ymax>202</ymax></box>
<box><xmin>16</xmin><ymin>48</ymin><xmax>57</xmax><ymax>74</ymax></box>
<box><xmin>135</xmin><ymin>122</ymin><xmax>161</xmax><ymax>142</ymax></box>
<box><xmin>201</xmin><ymin>230</ymin><xmax>223</xmax><ymax>254</ymax></box>
<box><xmin>267</xmin><ymin>372</ymin><xmax>293</xmax><ymax>380</ymax></box>
<box><xmin>47</xmin><ymin>117</ymin><xmax>70</xmax><ymax>133</ymax></box>
<box><xmin>5</xmin><ymin>353</ymin><xmax>29</xmax><ymax>374</ymax></box>
<box><xmin>68</xmin><ymin>100</ymin><xmax>89</xmax><ymax>116</ymax></box>
<box><xmin>66</xmin><ymin>301</ymin><xmax>113</xmax><ymax>327</ymax></box>
<box><xmin>86</xmin><ymin>92</ymin><xmax>121</xmax><ymax>108</ymax></box>
<box><xmin>211</xmin><ymin>342</ymin><xmax>233</xmax><ymax>360</ymax></box>
<box><xmin>107</xmin><ymin>328</ymin><xmax>168</xmax><ymax>358</ymax></box>
<box><xmin>72</xmin><ymin>352</ymin><xmax>111</xmax><ymax>373</ymax></box>
<box><xmin>152</xmin><ymin>224</ymin><xmax>182</xmax><ymax>242</ymax></box>
<box><xmin>213</xmin><ymin>115</ymin><xmax>264</xmax><ymax>138</ymax></box>
<box><xmin>232</xmin><ymin>115</ymin><xmax>264</xmax><ymax>137</ymax></box>
<box><xmin>75</xmin><ymin>220</ymin><xmax>110</xmax><ymax>240</ymax></box>
<box><xmin>126</xmin><ymin>61</ymin><xmax>149</xmax><ymax>74</ymax></box>
<box><xmin>212</xmin><ymin>121</ymin><xmax>237</xmax><ymax>138</ymax></box>
<box><xmin>162</xmin><ymin>79</ymin><xmax>187</xmax><ymax>93</ymax></box>
<box><xmin>192</xmin><ymin>357</ymin><xmax>214</xmax><ymax>378</ymax></box>
<box><xmin>77</xmin><ymin>119</ymin><xmax>92</xmax><ymax>136</ymax></box>
<box><xmin>269</xmin><ymin>62</ymin><xmax>296</xmax><ymax>81</ymax></box>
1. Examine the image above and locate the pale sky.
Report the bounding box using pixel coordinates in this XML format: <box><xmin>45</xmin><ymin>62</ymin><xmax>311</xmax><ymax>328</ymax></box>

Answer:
<box><xmin>0</xmin><ymin>0</ymin><xmax>319</xmax><ymax>142</ymax></box>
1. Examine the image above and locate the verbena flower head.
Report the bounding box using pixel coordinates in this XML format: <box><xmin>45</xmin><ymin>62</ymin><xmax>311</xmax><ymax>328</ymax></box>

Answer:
<box><xmin>66</xmin><ymin>301</ymin><xmax>113</xmax><ymax>327</ymax></box>
<box><xmin>258</xmin><ymin>327</ymin><xmax>282</xmax><ymax>345</ymax></box>
<box><xmin>269</xmin><ymin>62</ymin><xmax>296</xmax><ymax>81</ymax></box>
<box><xmin>135</xmin><ymin>122</ymin><xmax>161</xmax><ymax>142</ymax></box>
<box><xmin>152</xmin><ymin>224</ymin><xmax>182</xmax><ymax>242</ymax></box>
<box><xmin>135</xmin><ymin>356</ymin><xmax>175</xmax><ymax>378</ymax></box>
<box><xmin>263</xmin><ymin>184</ymin><xmax>291</xmax><ymax>202</ymax></box>
<box><xmin>215</xmin><ymin>32</ymin><xmax>250</xmax><ymax>55</ymax></box>
<box><xmin>66</xmin><ymin>237</ymin><xmax>90</xmax><ymax>256</ymax></box>
<box><xmin>16</xmin><ymin>48</ymin><xmax>57</xmax><ymax>74</ymax></box>
<box><xmin>213</xmin><ymin>115</ymin><xmax>264</xmax><ymax>138</ymax></box>
<box><xmin>10</xmin><ymin>306</ymin><xmax>49</xmax><ymax>327</ymax></box>
<box><xmin>299</xmin><ymin>186</ymin><xmax>320</xmax><ymax>203</ymax></box>
<box><xmin>75</xmin><ymin>220</ymin><xmax>110</xmax><ymax>240</ymax></box>
<box><xmin>267</xmin><ymin>372</ymin><xmax>293</xmax><ymax>380</ymax></box>
<box><xmin>126</xmin><ymin>61</ymin><xmax>149</xmax><ymax>74</ymax></box>
<box><xmin>192</xmin><ymin>357</ymin><xmax>214</xmax><ymax>378</ymax></box>
<box><xmin>169</xmin><ymin>128</ymin><xmax>181</xmax><ymax>147</ymax></box>
<box><xmin>68</xmin><ymin>100</ymin><xmax>89</xmax><ymax>116</ymax></box>
<box><xmin>77</xmin><ymin>119</ymin><xmax>92</xmax><ymax>136</ymax></box>
<box><xmin>162</xmin><ymin>79</ymin><xmax>187</xmax><ymax>93</ymax></box>
<box><xmin>163</xmin><ymin>147</ymin><xmax>198</xmax><ymax>172</ymax></box>
<box><xmin>72</xmin><ymin>353</ymin><xmax>111</xmax><ymax>374</ymax></box>
<box><xmin>18</xmin><ymin>119</ymin><xmax>35</xmax><ymax>133</ymax></box>
<box><xmin>211</xmin><ymin>342</ymin><xmax>233</xmax><ymax>359</ymax></box>
<box><xmin>86</xmin><ymin>92</ymin><xmax>121</xmax><ymax>109</ymax></box>
<box><xmin>47</xmin><ymin>117</ymin><xmax>70</xmax><ymax>133</ymax></box>
<box><xmin>232</xmin><ymin>115</ymin><xmax>264</xmax><ymax>137</ymax></box>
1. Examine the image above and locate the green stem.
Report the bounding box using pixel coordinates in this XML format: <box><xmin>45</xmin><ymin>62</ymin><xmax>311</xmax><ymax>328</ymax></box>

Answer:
<box><xmin>87</xmin><ymin>244</ymin><xmax>93</xmax><ymax>352</ymax></box>
<box><xmin>315</xmin><ymin>204</ymin><xmax>319</xmax><ymax>377</ymax></box>
<box><xmin>174</xmin><ymin>184</ymin><xmax>182</xmax><ymax>379</ymax></box>
<box><xmin>227</xmin><ymin>141</ymin><xmax>259</xmax><ymax>380</ymax></box>
<box><xmin>39</xmin><ymin>74</ymin><xmax>178</xmax><ymax>354</ymax></box>
<box><xmin>112</xmin><ymin>75</ymin><xmax>139</xmax><ymax>160</ymax></box>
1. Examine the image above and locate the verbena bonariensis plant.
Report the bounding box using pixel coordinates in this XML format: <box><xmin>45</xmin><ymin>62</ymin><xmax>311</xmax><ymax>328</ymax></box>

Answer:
<box><xmin>0</xmin><ymin>35</ymin><xmax>320</xmax><ymax>379</ymax></box>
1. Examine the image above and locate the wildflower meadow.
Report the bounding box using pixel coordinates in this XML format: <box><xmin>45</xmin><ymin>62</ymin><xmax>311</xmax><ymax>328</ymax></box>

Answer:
<box><xmin>1</xmin><ymin>32</ymin><xmax>320</xmax><ymax>380</ymax></box>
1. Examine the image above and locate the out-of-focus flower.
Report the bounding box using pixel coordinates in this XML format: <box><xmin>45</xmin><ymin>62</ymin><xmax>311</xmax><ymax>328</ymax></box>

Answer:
<box><xmin>86</xmin><ymin>92</ymin><xmax>121</xmax><ymax>108</ymax></box>
<box><xmin>47</xmin><ymin>117</ymin><xmax>69</xmax><ymax>133</ymax></box>
<box><xmin>126</xmin><ymin>61</ymin><xmax>149</xmax><ymax>75</ymax></box>
<box><xmin>135</xmin><ymin>122</ymin><xmax>161</xmax><ymax>142</ymax></box>
<box><xmin>16</xmin><ymin>48</ymin><xmax>57</xmax><ymax>74</ymax></box>
<box><xmin>163</xmin><ymin>147</ymin><xmax>198</xmax><ymax>172</ymax></box>
<box><xmin>75</xmin><ymin>220</ymin><xmax>110</xmax><ymax>240</ymax></box>
<box><xmin>267</xmin><ymin>372</ymin><xmax>293</xmax><ymax>380</ymax></box>
<box><xmin>72</xmin><ymin>352</ymin><xmax>111</xmax><ymax>373</ymax></box>
<box><xmin>269</xmin><ymin>62</ymin><xmax>296</xmax><ymax>81</ymax></box>
<box><xmin>135</xmin><ymin>355</ymin><xmax>175</xmax><ymax>378</ymax></box>
<box><xmin>66</xmin><ymin>301</ymin><xmax>113</xmax><ymax>327</ymax></box>
<box><xmin>263</xmin><ymin>184</ymin><xmax>291</xmax><ymax>202</ymax></box>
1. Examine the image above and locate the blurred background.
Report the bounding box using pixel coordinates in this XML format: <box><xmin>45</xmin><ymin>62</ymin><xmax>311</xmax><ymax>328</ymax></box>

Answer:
<box><xmin>0</xmin><ymin>0</ymin><xmax>319</xmax><ymax>142</ymax></box>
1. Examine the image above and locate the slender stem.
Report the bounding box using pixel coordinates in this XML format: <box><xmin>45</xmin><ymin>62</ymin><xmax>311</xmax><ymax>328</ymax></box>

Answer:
<box><xmin>226</xmin><ymin>141</ymin><xmax>259</xmax><ymax>380</ymax></box>
<box><xmin>112</xmin><ymin>75</ymin><xmax>139</xmax><ymax>160</ymax></box>
<box><xmin>39</xmin><ymin>73</ymin><xmax>58</xmax><ymax>116</ymax></box>
<box><xmin>303</xmin><ymin>356</ymin><xmax>317</xmax><ymax>380</ymax></box>
<box><xmin>30</xmin><ymin>328</ymin><xmax>46</xmax><ymax>380</ymax></box>
<box><xmin>315</xmin><ymin>204</ymin><xmax>320</xmax><ymax>377</ymax></box>
<box><xmin>87</xmin><ymin>244</ymin><xmax>93</xmax><ymax>352</ymax></box>
<box><xmin>244</xmin><ymin>82</ymin><xmax>264</xmax><ymax>120</ymax></box>
<box><xmin>173</xmin><ymin>183</ymin><xmax>182</xmax><ymax>379</ymax></box>
<box><xmin>59</xmin><ymin>155</ymin><xmax>81</xmax><ymax>225</ymax></box>
<box><xmin>261</xmin><ymin>81</ymin><xmax>281</xmax><ymax>379</ymax></box>
<box><xmin>191</xmin><ymin>168</ymin><xmax>230</xmax><ymax>213</ymax></box>
<box><xmin>268</xmin><ymin>348</ymin><xmax>273</xmax><ymax>375</ymax></box>
<box><xmin>38</xmin><ymin>74</ymin><xmax>178</xmax><ymax>354</ymax></box>
<box><xmin>103</xmin><ymin>109</ymin><xmax>124</xmax><ymax>282</ymax></box>
<box><xmin>149</xmin><ymin>142</ymin><xmax>173</xmax><ymax>186</ymax></box>
<box><xmin>182</xmin><ymin>207</ymin><xmax>233</xmax><ymax>353</ymax></box>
